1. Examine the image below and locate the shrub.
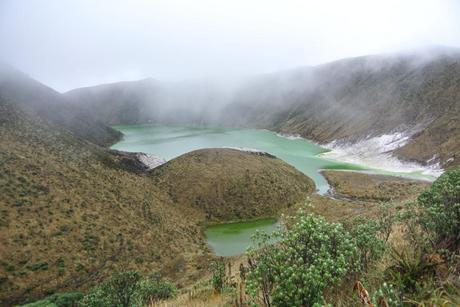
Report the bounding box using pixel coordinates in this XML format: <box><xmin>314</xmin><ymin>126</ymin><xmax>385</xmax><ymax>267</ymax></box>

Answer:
<box><xmin>79</xmin><ymin>271</ymin><xmax>141</xmax><ymax>307</ymax></box>
<box><xmin>50</xmin><ymin>292</ymin><xmax>84</xmax><ymax>307</ymax></box>
<box><xmin>210</xmin><ymin>258</ymin><xmax>226</xmax><ymax>293</ymax></box>
<box><xmin>384</xmin><ymin>248</ymin><xmax>436</xmax><ymax>294</ymax></box>
<box><xmin>21</xmin><ymin>292</ymin><xmax>83</xmax><ymax>307</ymax></box>
<box><xmin>101</xmin><ymin>270</ymin><xmax>141</xmax><ymax>307</ymax></box>
<box><xmin>375</xmin><ymin>202</ymin><xmax>396</xmax><ymax>243</ymax></box>
<box><xmin>246</xmin><ymin>211</ymin><xmax>358</xmax><ymax>306</ymax></box>
<box><xmin>20</xmin><ymin>300</ymin><xmax>56</xmax><ymax>307</ymax></box>
<box><xmin>28</xmin><ymin>262</ymin><xmax>48</xmax><ymax>271</ymax></box>
<box><xmin>348</xmin><ymin>217</ymin><xmax>386</xmax><ymax>271</ymax></box>
<box><xmin>78</xmin><ymin>286</ymin><xmax>111</xmax><ymax>307</ymax></box>
<box><xmin>133</xmin><ymin>275</ymin><xmax>177</xmax><ymax>305</ymax></box>
<box><xmin>79</xmin><ymin>271</ymin><xmax>176</xmax><ymax>307</ymax></box>
<box><xmin>414</xmin><ymin>167</ymin><xmax>460</xmax><ymax>251</ymax></box>
<box><xmin>371</xmin><ymin>282</ymin><xmax>402</xmax><ymax>307</ymax></box>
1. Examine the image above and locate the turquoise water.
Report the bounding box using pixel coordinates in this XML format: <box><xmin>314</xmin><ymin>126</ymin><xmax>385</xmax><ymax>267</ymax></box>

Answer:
<box><xmin>205</xmin><ymin>218</ymin><xmax>279</xmax><ymax>257</ymax></box>
<box><xmin>111</xmin><ymin>124</ymin><xmax>434</xmax><ymax>256</ymax></box>
<box><xmin>111</xmin><ymin>124</ymin><xmax>366</xmax><ymax>194</ymax></box>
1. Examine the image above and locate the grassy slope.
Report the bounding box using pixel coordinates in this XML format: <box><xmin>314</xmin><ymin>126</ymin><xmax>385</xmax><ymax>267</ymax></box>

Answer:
<box><xmin>0</xmin><ymin>100</ymin><xmax>314</xmax><ymax>304</ymax></box>
<box><xmin>321</xmin><ymin>170</ymin><xmax>431</xmax><ymax>202</ymax></box>
<box><xmin>0</xmin><ymin>99</ymin><xmax>208</xmax><ymax>304</ymax></box>
<box><xmin>151</xmin><ymin>148</ymin><xmax>315</xmax><ymax>222</ymax></box>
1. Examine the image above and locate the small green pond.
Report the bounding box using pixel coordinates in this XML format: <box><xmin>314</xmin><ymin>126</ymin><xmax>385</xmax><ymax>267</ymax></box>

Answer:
<box><xmin>205</xmin><ymin>218</ymin><xmax>279</xmax><ymax>257</ymax></box>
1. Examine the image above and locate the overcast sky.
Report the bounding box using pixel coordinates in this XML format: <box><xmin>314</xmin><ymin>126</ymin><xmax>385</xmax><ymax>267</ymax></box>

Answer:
<box><xmin>1</xmin><ymin>0</ymin><xmax>460</xmax><ymax>92</ymax></box>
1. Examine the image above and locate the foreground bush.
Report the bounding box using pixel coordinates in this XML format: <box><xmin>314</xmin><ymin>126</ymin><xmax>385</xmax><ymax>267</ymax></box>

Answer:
<box><xmin>21</xmin><ymin>292</ymin><xmax>84</xmax><ymax>307</ymax></box>
<box><xmin>134</xmin><ymin>275</ymin><xmax>177</xmax><ymax>305</ymax></box>
<box><xmin>79</xmin><ymin>271</ymin><xmax>176</xmax><ymax>307</ymax></box>
<box><xmin>413</xmin><ymin>167</ymin><xmax>460</xmax><ymax>251</ymax></box>
<box><xmin>245</xmin><ymin>208</ymin><xmax>386</xmax><ymax>306</ymax></box>
<box><xmin>210</xmin><ymin>258</ymin><xmax>226</xmax><ymax>293</ymax></box>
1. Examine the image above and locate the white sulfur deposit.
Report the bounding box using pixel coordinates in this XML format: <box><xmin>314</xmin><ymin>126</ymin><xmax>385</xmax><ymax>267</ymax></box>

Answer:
<box><xmin>321</xmin><ymin>132</ymin><xmax>443</xmax><ymax>177</ymax></box>
<box><xmin>137</xmin><ymin>153</ymin><xmax>166</xmax><ymax>170</ymax></box>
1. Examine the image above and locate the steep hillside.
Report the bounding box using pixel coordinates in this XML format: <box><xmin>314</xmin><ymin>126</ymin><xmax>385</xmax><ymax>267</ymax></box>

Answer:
<box><xmin>64</xmin><ymin>78</ymin><xmax>161</xmax><ymax>125</ymax></box>
<box><xmin>0</xmin><ymin>64</ymin><xmax>121</xmax><ymax>146</ymax></box>
<box><xmin>223</xmin><ymin>49</ymin><xmax>460</xmax><ymax>169</ymax></box>
<box><xmin>0</xmin><ymin>98</ymin><xmax>313</xmax><ymax>304</ymax></box>
<box><xmin>151</xmin><ymin>148</ymin><xmax>315</xmax><ymax>221</ymax></box>
<box><xmin>63</xmin><ymin>48</ymin><xmax>460</xmax><ymax>170</ymax></box>
<box><xmin>65</xmin><ymin>79</ymin><xmax>232</xmax><ymax>126</ymax></box>
<box><xmin>0</xmin><ymin>99</ymin><xmax>206</xmax><ymax>304</ymax></box>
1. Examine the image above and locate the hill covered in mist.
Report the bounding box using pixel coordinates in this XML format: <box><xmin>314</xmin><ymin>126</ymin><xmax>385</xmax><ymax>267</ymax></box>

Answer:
<box><xmin>224</xmin><ymin>48</ymin><xmax>460</xmax><ymax>170</ymax></box>
<box><xmin>0</xmin><ymin>64</ymin><xmax>122</xmax><ymax>147</ymax></box>
<box><xmin>64</xmin><ymin>48</ymin><xmax>460</xmax><ymax>170</ymax></box>
<box><xmin>65</xmin><ymin>78</ymin><xmax>238</xmax><ymax>126</ymax></box>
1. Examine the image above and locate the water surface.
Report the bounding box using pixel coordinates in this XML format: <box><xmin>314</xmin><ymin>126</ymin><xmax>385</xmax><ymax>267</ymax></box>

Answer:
<box><xmin>111</xmin><ymin>124</ymin><xmax>364</xmax><ymax>194</ymax></box>
<box><xmin>205</xmin><ymin>218</ymin><xmax>279</xmax><ymax>257</ymax></box>
<box><xmin>111</xmin><ymin>124</ymin><xmax>433</xmax><ymax>256</ymax></box>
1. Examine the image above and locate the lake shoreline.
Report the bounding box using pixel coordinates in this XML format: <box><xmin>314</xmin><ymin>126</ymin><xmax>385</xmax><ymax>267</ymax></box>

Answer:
<box><xmin>110</xmin><ymin>124</ymin><xmax>435</xmax><ymax>257</ymax></box>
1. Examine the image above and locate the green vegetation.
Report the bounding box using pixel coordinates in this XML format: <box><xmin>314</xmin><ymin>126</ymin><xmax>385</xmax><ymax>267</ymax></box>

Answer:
<box><xmin>21</xmin><ymin>292</ymin><xmax>83</xmax><ymax>307</ymax></box>
<box><xmin>210</xmin><ymin>259</ymin><xmax>226</xmax><ymax>293</ymax></box>
<box><xmin>78</xmin><ymin>271</ymin><xmax>176</xmax><ymax>307</ymax></box>
<box><xmin>28</xmin><ymin>262</ymin><xmax>49</xmax><ymax>271</ymax></box>
<box><xmin>19</xmin><ymin>271</ymin><xmax>176</xmax><ymax>307</ymax></box>
<box><xmin>241</xmin><ymin>167</ymin><xmax>460</xmax><ymax>306</ymax></box>
<box><xmin>81</xmin><ymin>271</ymin><xmax>142</xmax><ymax>307</ymax></box>
<box><xmin>409</xmin><ymin>167</ymin><xmax>460</xmax><ymax>251</ymax></box>
<box><xmin>134</xmin><ymin>275</ymin><xmax>177</xmax><ymax>304</ymax></box>
<box><xmin>245</xmin><ymin>208</ymin><xmax>385</xmax><ymax>306</ymax></box>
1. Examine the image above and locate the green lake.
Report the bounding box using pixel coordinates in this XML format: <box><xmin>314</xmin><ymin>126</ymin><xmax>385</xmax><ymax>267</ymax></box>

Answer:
<box><xmin>111</xmin><ymin>124</ymin><xmax>366</xmax><ymax>194</ymax></box>
<box><xmin>205</xmin><ymin>218</ymin><xmax>279</xmax><ymax>256</ymax></box>
<box><xmin>111</xmin><ymin>124</ymin><xmax>433</xmax><ymax>256</ymax></box>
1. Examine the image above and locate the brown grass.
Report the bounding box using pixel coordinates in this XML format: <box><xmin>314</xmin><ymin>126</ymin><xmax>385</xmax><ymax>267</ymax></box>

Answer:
<box><xmin>0</xmin><ymin>100</ymin><xmax>314</xmax><ymax>304</ymax></box>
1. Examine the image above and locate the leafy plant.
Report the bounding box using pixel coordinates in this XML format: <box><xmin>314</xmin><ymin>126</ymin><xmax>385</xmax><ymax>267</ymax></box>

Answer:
<box><xmin>385</xmin><ymin>247</ymin><xmax>436</xmax><ymax>294</ymax></box>
<box><xmin>78</xmin><ymin>286</ymin><xmax>111</xmax><ymax>307</ymax></box>
<box><xmin>133</xmin><ymin>274</ymin><xmax>177</xmax><ymax>305</ymax></box>
<box><xmin>246</xmin><ymin>210</ymin><xmax>359</xmax><ymax>306</ymax></box>
<box><xmin>210</xmin><ymin>258</ymin><xmax>226</xmax><ymax>293</ymax></box>
<box><xmin>79</xmin><ymin>271</ymin><xmax>176</xmax><ymax>307</ymax></box>
<box><xmin>28</xmin><ymin>262</ymin><xmax>49</xmax><ymax>271</ymax></box>
<box><xmin>79</xmin><ymin>271</ymin><xmax>141</xmax><ymax>307</ymax></box>
<box><xmin>371</xmin><ymin>282</ymin><xmax>402</xmax><ymax>307</ymax></box>
<box><xmin>348</xmin><ymin>217</ymin><xmax>386</xmax><ymax>271</ymax></box>
<box><xmin>375</xmin><ymin>201</ymin><xmax>396</xmax><ymax>243</ymax></box>
<box><xmin>21</xmin><ymin>292</ymin><xmax>83</xmax><ymax>307</ymax></box>
<box><xmin>412</xmin><ymin>167</ymin><xmax>460</xmax><ymax>251</ymax></box>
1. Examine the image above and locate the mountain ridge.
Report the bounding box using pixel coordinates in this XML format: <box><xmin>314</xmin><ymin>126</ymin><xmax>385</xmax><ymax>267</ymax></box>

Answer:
<box><xmin>0</xmin><ymin>64</ymin><xmax>122</xmax><ymax>147</ymax></box>
<box><xmin>64</xmin><ymin>48</ymin><xmax>460</xmax><ymax>170</ymax></box>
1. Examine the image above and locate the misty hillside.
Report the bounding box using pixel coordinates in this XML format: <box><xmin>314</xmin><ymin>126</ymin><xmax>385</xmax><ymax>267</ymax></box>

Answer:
<box><xmin>64</xmin><ymin>49</ymin><xmax>460</xmax><ymax>169</ymax></box>
<box><xmin>65</xmin><ymin>78</ymin><xmax>234</xmax><ymax>126</ymax></box>
<box><xmin>224</xmin><ymin>49</ymin><xmax>460</xmax><ymax>169</ymax></box>
<box><xmin>0</xmin><ymin>64</ymin><xmax>121</xmax><ymax>146</ymax></box>
<box><xmin>64</xmin><ymin>78</ymin><xmax>161</xmax><ymax>125</ymax></box>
